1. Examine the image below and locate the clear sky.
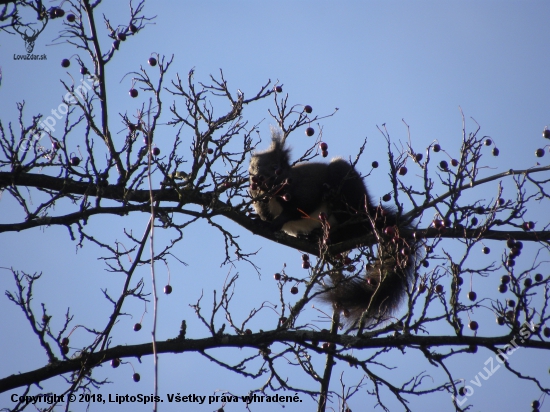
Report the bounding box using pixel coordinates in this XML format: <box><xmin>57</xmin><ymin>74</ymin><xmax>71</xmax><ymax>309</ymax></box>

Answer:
<box><xmin>1</xmin><ymin>1</ymin><xmax>550</xmax><ymax>411</ymax></box>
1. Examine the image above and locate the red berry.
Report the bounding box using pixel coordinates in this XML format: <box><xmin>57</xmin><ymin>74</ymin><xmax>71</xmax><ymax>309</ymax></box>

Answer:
<box><xmin>435</xmin><ymin>284</ymin><xmax>444</xmax><ymax>294</ymax></box>
<box><xmin>129</xmin><ymin>24</ymin><xmax>138</xmax><ymax>33</ymax></box>
<box><xmin>467</xmin><ymin>291</ymin><xmax>477</xmax><ymax>301</ymax></box>
<box><xmin>535</xmin><ymin>148</ymin><xmax>545</xmax><ymax>157</ymax></box>
<box><xmin>61</xmin><ymin>345</ymin><xmax>69</xmax><ymax>355</ymax></box>
<box><xmin>415</xmin><ymin>153</ymin><xmax>423</xmax><ymax>162</ymax></box>
<box><xmin>383</xmin><ymin>226</ymin><xmax>395</xmax><ymax>237</ymax></box>
<box><xmin>152</xmin><ymin>147</ymin><xmax>160</xmax><ymax>156</ymax></box>
<box><xmin>382</xmin><ymin>193</ymin><xmax>391</xmax><ymax>202</ymax></box>
<box><xmin>372</xmin><ymin>161</ymin><xmax>379</xmax><ymax>168</ymax></box>
<box><xmin>80</xmin><ymin>66</ymin><xmax>88</xmax><ymax>75</ymax></box>
<box><xmin>304</xmin><ymin>105</ymin><xmax>313</xmax><ymax>113</ymax></box>
<box><xmin>498</xmin><ymin>284</ymin><xmax>508</xmax><ymax>293</ymax></box>
<box><xmin>497</xmin><ymin>316</ymin><xmax>505</xmax><ymax>325</ymax></box>
<box><xmin>398</xmin><ymin>166</ymin><xmax>407</xmax><ymax>175</ymax></box>
<box><xmin>439</xmin><ymin>160</ymin><xmax>448</xmax><ymax>169</ymax></box>
<box><xmin>70</xmin><ymin>157</ymin><xmax>80</xmax><ymax>166</ymax></box>
<box><xmin>290</xmin><ymin>286</ymin><xmax>299</xmax><ymax>294</ymax></box>
<box><xmin>54</xmin><ymin>8</ymin><xmax>65</xmax><ymax>18</ymax></box>
<box><xmin>482</xmin><ymin>246</ymin><xmax>490</xmax><ymax>254</ymax></box>
<box><xmin>133</xmin><ymin>323</ymin><xmax>142</xmax><ymax>331</ymax></box>
<box><xmin>492</xmin><ymin>147</ymin><xmax>500</xmax><ymax>156</ymax></box>
<box><xmin>319</xmin><ymin>142</ymin><xmax>328</xmax><ymax>151</ymax></box>
<box><xmin>433</xmin><ymin>144</ymin><xmax>441</xmax><ymax>152</ymax></box>
<box><xmin>274</xmin><ymin>273</ymin><xmax>281</xmax><ymax>281</ymax></box>
<box><xmin>456</xmin><ymin>276</ymin><xmax>464</xmax><ymax>286</ymax></box>
<box><xmin>543</xmin><ymin>129</ymin><xmax>550</xmax><ymax>139</ymax></box>
<box><xmin>274</xmin><ymin>85</ymin><xmax>283</xmax><ymax>93</ymax></box>
<box><xmin>66</xmin><ymin>14</ymin><xmax>76</xmax><ymax>22</ymax></box>
<box><xmin>133</xmin><ymin>373</ymin><xmax>140</xmax><ymax>382</ymax></box>
<box><xmin>469</xmin><ymin>320</ymin><xmax>479</xmax><ymax>331</ymax></box>
<box><xmin>111</xmin><ymin>358</ymin><xmax>120</xmax><ymax>368</ymax></box>
<box><xmin>129</xmin><ymin>88</ymin><xmax>138</xmax><ymax>98</ymax></box>
<box><xmin>117</xmin><ymin>32</ymin><xmax>127</xmax><ymax>41</ymax></box>
<box><xmin>61</xmin><ymin>59</ymin><xmax>70</xmax><ymax>68</ymax></box>
<box><xmin>535</xmin><ymin>273</ymin><xmax>543</xmax><ymax>282</ymax></box>
<box><xmin>451</xmin><ymin>159</ymin><xmax>459</xmax><ymax>167</ymax></box>
<box><xmin>302</xmin><ymin>254</ymin><xmax>309</xmax><ymax>261</ymax></box>
<box><xmin>61</xmin><ymin>337</ymin><xmax>69</xmax><ymax>346</ymax></box>
<box><xmin>302</xmin><ymin>261</ymin><xmax>310</xmax><ymax>269</ymax></box>
<box><xmin>484</xmin><ymin>138</ymin><xmax>492</xmax><ymax>146</ymax></box>
<box><xmin>432</xmin><ymin>219</ymin><xmax>443</xmax><ymax>229</ymax></box>
<box><xmin>524</xmin><ymin>278</ymin><xmax>533</xmax><ymax>287</ymax></box>
<box><xmin>306</xmin><ymin>127</ymin><xmax>315</xmax><ymax>137</ymax></box>
<box><xmin>501</xmin><ymin>275</ymin><xmax>511</xmax><ymax>284</ymax></box>
<box><xmin>418</xmin><ymin>284</ymin><xmax>426</xmax><ymax>293</ymax></box>
<box><xmin>164</xmin><ymin>285</ymin><xmax>172</xmax><ymax>294</ymax></box>
<box><xmin>509</xmin><ymin>247</ymin><xmax>520</xmax><ymax>258</ymax></box>
<box><xmin>322</xmin><ymin>150</ymin><xmax>328</xmax><ymax>158</ymax></box>
<box><xmin>544</xmin><ymin>327</ymin><xmax>550</xmax><ymax>338</ymax></box>
<box><xmin>207</xmin><ymin>148</ymin><xmax>214</xmax><ymax>154</ymax></box>
<box><xmin>148</xmin><ymin>57</ymin><xmax>157</xmax><ymax>66</ymax></box>
<box><xmin>508</xmin><ymin>299</ymin><xmax>515</xmax><ymax>307</ymax></box>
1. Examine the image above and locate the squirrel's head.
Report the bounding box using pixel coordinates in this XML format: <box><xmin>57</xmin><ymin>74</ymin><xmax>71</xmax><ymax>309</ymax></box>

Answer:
<box><xmin>249</xmin><ymin>136</ymin><xmax>291</xmax><ymax>192</ymax></box>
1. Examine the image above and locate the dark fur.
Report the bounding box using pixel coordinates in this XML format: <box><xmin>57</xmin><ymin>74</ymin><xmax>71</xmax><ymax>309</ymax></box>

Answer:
<box><xmin>249</xmin><ymin>132</ymin><xmax>415</xmax><ymax>325</ymax></box>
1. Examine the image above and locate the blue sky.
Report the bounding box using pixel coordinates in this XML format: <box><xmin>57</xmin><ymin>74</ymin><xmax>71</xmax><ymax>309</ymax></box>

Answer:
<box><xmin>1</xmin><ymin>1</ymin><xmax>550</xmax><ymax>411</ymax></box>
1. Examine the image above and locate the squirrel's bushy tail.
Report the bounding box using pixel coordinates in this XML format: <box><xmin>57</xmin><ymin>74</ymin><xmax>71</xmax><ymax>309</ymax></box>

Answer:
<box><xmin>320</xmin><ymin>232</ymin><xmax>417</xmax><ymax>326</ymax></box>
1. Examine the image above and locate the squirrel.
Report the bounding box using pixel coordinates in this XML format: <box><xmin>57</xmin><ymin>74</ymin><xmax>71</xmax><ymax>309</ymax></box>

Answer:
<box><xmin>248</xmin><ymin>130</ymin><xmax>416</xmax><ymax>325</ymax></box>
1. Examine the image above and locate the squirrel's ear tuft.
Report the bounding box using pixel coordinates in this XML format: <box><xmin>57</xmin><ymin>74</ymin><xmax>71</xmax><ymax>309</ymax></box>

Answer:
<box><xmin>270</xmin><ymin>126</ymin><xmax>284</xmax><ymax>143</ymax></box>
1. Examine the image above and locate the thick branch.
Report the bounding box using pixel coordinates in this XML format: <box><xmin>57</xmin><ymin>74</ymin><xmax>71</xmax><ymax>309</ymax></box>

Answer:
<box><xmin>2</xmin><ymin>329</ymin><xmax>549</xmax><ymax>393</ymax></box>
